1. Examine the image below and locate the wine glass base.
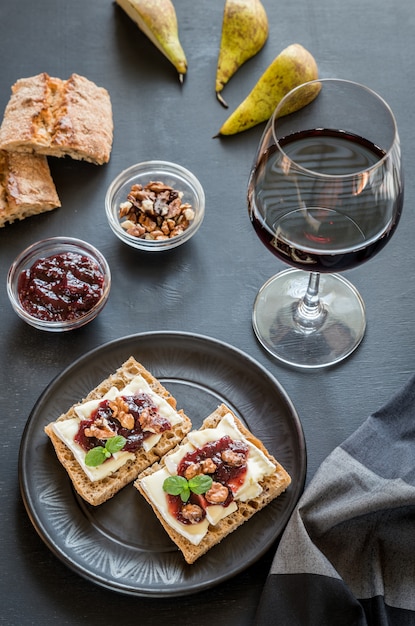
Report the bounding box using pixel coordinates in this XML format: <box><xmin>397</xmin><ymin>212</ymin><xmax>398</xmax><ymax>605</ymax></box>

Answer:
<box><xmin>252</xmin><ymin>269</ymin><xmax>366</xmax><ymax>369</ymax></box>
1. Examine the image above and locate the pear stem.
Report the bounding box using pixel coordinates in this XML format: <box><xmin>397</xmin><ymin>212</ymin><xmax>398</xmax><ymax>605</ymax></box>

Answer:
<box><xmin>216</xmin><ymin>91</ymin><xmax>229</xmax><ymax>108</ymax></box>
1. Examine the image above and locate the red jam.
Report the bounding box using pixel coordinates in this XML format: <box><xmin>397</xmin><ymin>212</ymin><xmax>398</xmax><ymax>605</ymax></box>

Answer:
<box><xmin>17</xmin><ymin>251</ymin><xmax>105</xmax><ymax>322</ymax></box>
<box><xmin>168</xmin><ymin>435</ymin><xmax>249</xmax><ymax>524</ymax></box>
<box><xmin>75</xmin><ymin>392</ymin><xmax>171</xmax><ymax>453</ymax></box>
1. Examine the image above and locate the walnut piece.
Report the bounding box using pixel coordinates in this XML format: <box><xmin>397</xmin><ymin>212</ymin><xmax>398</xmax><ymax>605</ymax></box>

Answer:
<box><xmin>119</xmin><ymin>180</ymin><xmax>195</xmax><ymax>241</ymax></box>
<box><xmin>221</xmin><ymin>449</ymin><xmax>246</xmax><ymax>467</ymax></box>
<box><xmin>183</xmin><ymin>457</ymin><xmax>217</xmax><ymax>481</ymax></box>
<box><xmin>138</xmin><ymin>406</ymin><xmax>170</xmax><ymax>434</ymax></box>
<box><xmin>84</xmin><ymin>417</ymin><xmax>116</xmax><ymax>440</ymax></box>
<box><xmin>205</xmin><ymin>481</ymin><xmax>229</xmax><ymax>504</ymax></box>
<box><xmin>108</xmin><ymin>397</ymin><xmax>134</xmax><ymax>430</ymax></box>
<box><xmin>181</xmin><ymin>503</ymin><xmax>204</xmax><ymax>524</ymax></box>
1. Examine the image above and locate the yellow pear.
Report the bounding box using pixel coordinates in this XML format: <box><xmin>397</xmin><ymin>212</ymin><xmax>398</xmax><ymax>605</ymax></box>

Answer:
<box><xmin>217</xmin><ymin>44</ymin><xmax>319</xmax><ymax>135</ymax></box>
<box><xmin>216</xmin><ymin>0</ymin><xmax>269</xmax><ymax>107</ymax></box>
<box><xmin>116</xmin><ymin>0</ymin><xmax>187</xmax><ymax>82</ymax></box>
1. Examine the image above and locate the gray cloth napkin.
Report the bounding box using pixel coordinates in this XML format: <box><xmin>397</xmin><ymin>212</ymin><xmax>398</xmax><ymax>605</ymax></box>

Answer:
<box><xmin>255</xmin><ymin>375</ymin><xmax>415</xmax><ymax>625</ymax></box>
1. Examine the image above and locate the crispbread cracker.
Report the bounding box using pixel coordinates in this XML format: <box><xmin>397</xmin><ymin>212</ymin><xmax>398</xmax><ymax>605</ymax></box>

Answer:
<box><xmin>135</xmin><ymin>404</ymin><xmax>291</xmax><ymax>564</ymax></box>
<box><xmin>44</xmin><ymin>356</ymin><xmax>192</xmax><ymax>506</ymax></box>
<box><xmin>0</xmin><ymin>150</ymin><xmax>60</xmax><ymax>226</ymax></box>
<box><xmin>0</xmin><ymin>72</ymin><xmax>113</xmax><ymax>164</ymax></box>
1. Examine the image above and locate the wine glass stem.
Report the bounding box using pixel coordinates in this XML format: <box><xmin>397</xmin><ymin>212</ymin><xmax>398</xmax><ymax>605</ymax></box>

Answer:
<box><xmin>293</xmin><ymin>272</ymin><xmax>327</xmax><ymax>332</ymax></box>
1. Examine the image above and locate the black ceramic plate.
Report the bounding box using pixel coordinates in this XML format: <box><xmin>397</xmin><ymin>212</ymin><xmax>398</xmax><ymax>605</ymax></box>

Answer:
<box><xmin>19</xmin><ymin>331</ymin><xmax>306</xmax><ymax>597</ymax></box>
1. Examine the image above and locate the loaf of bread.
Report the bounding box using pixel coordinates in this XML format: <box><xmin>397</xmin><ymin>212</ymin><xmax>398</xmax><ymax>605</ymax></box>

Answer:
<box><xmin>0</xmin><ymin>149</ymin><xmax>60</xmax><ymax>227</ymax></box>
<box><xmin>135</xmin><ymin>404</ymin><xmax>291</xmax><ymax>564</ymax></box>
<box><xmin>0</xmin><ymin>73</ymin><xmax>113</xmax><ymax>165</ymax></box>
<box><xmin>45</xmin><ymin>357</ymin><xmax>192</xmax><ymax>506</ymax></box>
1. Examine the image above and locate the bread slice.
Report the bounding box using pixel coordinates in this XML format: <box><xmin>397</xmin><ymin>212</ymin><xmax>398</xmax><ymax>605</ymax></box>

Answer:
<box><xmin>0</xmin><ymin>73</ymin><xmax>113</xmax><ymax>164</ymax></box>
<box><xmin>0</xmin><ymin>149</ymin><xmax>60</xmax><ymax>226</ymax></box>
<box><xmin>135</xmin><ymin>404</ymin><xmax>291</xmax><ymax>564</ymax></box>
<box><xmin>44</xmin><ymin>357</ymin><xmax>192</xmax><ymax>506</ymax></box>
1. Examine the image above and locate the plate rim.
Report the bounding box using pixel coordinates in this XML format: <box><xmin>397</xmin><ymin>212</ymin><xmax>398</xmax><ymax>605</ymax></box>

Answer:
<box><xmin>19</xmin><ymin>331</ymin><xmax>307</xmax><ymax>597</ymax></box>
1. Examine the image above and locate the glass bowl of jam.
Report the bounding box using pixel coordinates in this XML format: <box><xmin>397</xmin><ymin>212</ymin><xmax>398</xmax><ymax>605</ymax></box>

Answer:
<box><xmin>105</xmin><ymin>160</ymin><xmax>205</xmax><ymax>251</ymax></box>
<box><xmin>7</xmin><ymin>237</ymin><xmax>111</xmax><ymax>332</ymax></box>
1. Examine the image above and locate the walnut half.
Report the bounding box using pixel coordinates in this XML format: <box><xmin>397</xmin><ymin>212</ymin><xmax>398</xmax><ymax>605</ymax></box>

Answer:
<box><xmin>108</xmin><ymin>397</ymin><xmax>134</xmax><ymax>430</ymax></box>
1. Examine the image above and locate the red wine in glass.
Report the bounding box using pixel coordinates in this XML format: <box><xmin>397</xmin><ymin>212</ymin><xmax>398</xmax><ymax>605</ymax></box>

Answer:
<box><xmin>249</xmin><ymin>129</ymin><xmax>403</xmax><ymax>274</ymax></box>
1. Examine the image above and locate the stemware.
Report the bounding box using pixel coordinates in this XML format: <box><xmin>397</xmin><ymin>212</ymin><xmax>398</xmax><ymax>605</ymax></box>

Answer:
<box><xmin>247</xmin><ymin>79</ymin><xmax>403</xmax><ymax>368</ymax></box>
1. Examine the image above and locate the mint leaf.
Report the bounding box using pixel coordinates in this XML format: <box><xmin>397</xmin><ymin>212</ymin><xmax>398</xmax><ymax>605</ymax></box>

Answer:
<box><xmin>163</xmin><ymin>473</ymin><xmax>214</xmax><ymax>502</ymax></box>
<box><xmin>163</xmin><ymin>476</ymin><xmax>191</xmax><ymax>502</ymax></box>
<box><xmin>85</xmin><ymin>446</ymin><xmax>107</xmax><ymax>467</ymax></box>
<box><xmin>189</xmin><ymin>474</ymin><xmax>213</xmax><ymax>494</ymax></box>
<box><xmin>84</xmin><ymin>435</ymin><xmax>126</xmax><ymax>467</ymax></box>
<box><xmin>106</xmin><ymin>435</ymin><xmax>127</xmax><ymax>454</ymax></box>
<box><xmin>163</xmin><ymin>475</ymin><xmax>188</xmax><ymax>496</ymax></box>
<box><xmin>180</xmin><ymin>484</ymin><xmax>191</xmax><ymax>502</ymax></box>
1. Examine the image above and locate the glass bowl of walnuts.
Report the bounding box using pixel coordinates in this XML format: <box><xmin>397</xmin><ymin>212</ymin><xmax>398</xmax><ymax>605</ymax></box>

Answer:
<box><xmin>105</xmin><ymin>160</ymin><xmax>205</xmax><ymax>251</ymax></box>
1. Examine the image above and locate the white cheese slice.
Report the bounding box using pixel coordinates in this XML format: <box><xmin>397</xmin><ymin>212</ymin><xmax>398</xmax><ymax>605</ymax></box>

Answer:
<box><xmin>52</xmin><ymin>417</ymin><xmax>135</xmax><ymax>482</ymax></box>
<box><xmin>233</xmin><ymin>466</ymin><xmax>263</xmax><ymax>501</ymax></box>
<box><xmin>233</xmin><ymin>449</ymin><xmax>276</xmax><ymax>500</ymax></box>
<box><xmin>188</xmin><ymin>412</ymin><xmax>247</xmax><ymax>448</ymax></box>
<box><xmin>164</xmin><ymin>442</ymin><xmax>195</xmax><ymax>475</ymax></box>
<box><xmin>140</xmin><ymin>467</ymin><xmax>209</xmax><ymax>545</ymax></box>
<box><xmin>142</xmin><ymin>433</ymin><xmax>162</xmax><ymax>452</ymax></box>
<box><xmin>205</xmin><ymin>501</ymin><xmax>238</xmax><ymax>525</ymax></box>
<box><xmin>74</xmin><ymin>386</ymin><xmax>119</xmax><ymax>420</ymax></box>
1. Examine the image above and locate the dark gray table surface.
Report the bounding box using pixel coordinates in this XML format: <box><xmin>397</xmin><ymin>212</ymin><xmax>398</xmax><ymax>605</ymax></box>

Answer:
<box><xmin>1</xmin><ymin>1</ymin><xmax>414</xmax><ymax>624</ymax></box>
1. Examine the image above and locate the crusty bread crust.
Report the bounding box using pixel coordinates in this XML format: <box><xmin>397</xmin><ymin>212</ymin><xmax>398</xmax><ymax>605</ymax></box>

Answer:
<box><xmin>135</xmin><ymin>404</ymin><xmax>292</xmax><ymax>564</ymax></box>
<box><xmin>44</xmin><ymin>357</ymin><xmax>192</xmax><ymax>506</ymax></box>
<box><xmin>0</xmin><ymin>150</ymin><xmax>60</xmax><ymax>227</ymax></box>
<box><xmin>0</xmin><ymin>73</ymin><xmax>113</xmax><ymax>164</ymax></box>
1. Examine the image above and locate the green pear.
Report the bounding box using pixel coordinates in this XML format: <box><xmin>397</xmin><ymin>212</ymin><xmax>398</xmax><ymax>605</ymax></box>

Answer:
<box><xmin>216</xmin><ymin>0</ymin><xmax>269</xmax><ymax>108</ymax></box>
<box><xmin>116</xmin><ymin>0</ymin><xmax>187</xmax><ymax>82</ymax></box>
<box><xmin>217</xmin><ymin>44</ymin><xmax>319</xmax><ymax>135</ymax></box>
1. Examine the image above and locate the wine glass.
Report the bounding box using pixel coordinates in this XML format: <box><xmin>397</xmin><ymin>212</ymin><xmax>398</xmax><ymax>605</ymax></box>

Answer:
<box><xmin>247</xmin><ymin>79</ymin><xmax>403</xmax><ymax>368</ymax></box>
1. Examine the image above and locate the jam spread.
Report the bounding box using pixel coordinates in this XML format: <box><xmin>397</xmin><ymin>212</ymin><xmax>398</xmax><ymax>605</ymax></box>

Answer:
<box><xmin>75</xmin><ymin>392</ymin><xmax>171</xmax><ymax>453</ymax></box>
<box><xmin>18</xmin><ymin>251</ymin><xmax>105</xmax><ymax>322</ymax></box>
<box><xmin>168</xmin><ymin>436</ymin><xmax>249</xmax><ymax>524</ymax></box>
